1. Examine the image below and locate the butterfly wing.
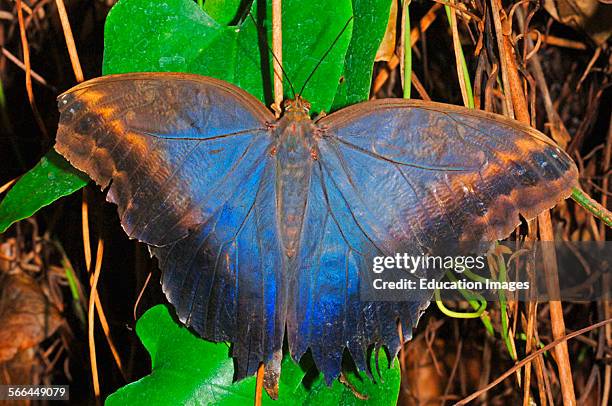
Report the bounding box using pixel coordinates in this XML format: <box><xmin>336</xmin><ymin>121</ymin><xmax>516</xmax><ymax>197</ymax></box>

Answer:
<box><xmin>289</xmin><ymin>99</ymin><xmax>578</xmax><ymax>381</ymax></box>
<box><xmin>151</xmin><ymin>158</ymin><xmax>285</xmax><ymax>380</ymax></box>
<box><xmin>55</xmin><ymin>72</ymin><xmax>285</xmax><ymax>378</ymax></box>
<box><xmin>317</xmin><ymin>99</ymin><xmax>578</xmax><ymax>246</ymax></box>
<box><xmin>287</xmin><ymin>160</ymin><xmax>431</xmax><ymax>383</ymax></box>
<box><xmin>56</xmin><ymin>72</ymin><xmax>275</xmax><ymax>246</ymax></box>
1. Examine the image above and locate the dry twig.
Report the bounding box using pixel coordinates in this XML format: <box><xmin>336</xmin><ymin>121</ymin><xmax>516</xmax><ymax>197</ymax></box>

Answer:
<box><xmin>456</xmin><ymin>318</ymin><xmax>612</xmax><ymax>405</ymax></box>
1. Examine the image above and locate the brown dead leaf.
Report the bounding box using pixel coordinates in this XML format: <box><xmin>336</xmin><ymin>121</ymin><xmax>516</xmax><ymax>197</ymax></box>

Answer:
<box><xmin>401</xmin><ymin>335</ymin><xmax>446</xmax><ymax>405</ymax></box>
<box><xmin>375</xmin><ymin>0</ymin><xmax>397</xmax><ymax>62</ymax></box>
<box><xmin>544</xmin><ymin>0</ymin><xmax>612</xmax><ymax>45</ymax></box>
<box><xmin>0</xmin><ymin>348</ymin><xmax>36</xmax><ymax>385</ymax></box>
<box><xmin>0</xmin><ymin>272</ymin><xmax>62</xmax><ymax>363</ymax></box>
<box><xmin>0</xmin><ymin>349</ymin><xmax>39</xmax><ymax>406</ymax></box>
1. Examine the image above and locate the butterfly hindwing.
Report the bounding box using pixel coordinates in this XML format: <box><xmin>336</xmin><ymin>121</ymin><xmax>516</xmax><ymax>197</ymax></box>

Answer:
<box><xmin>151</xmin><ymin>158</ymin><xmax>286</xmax><ymax>380</ymax></box>
<box><xmin>288</xmin><ymin>161</ymin><xmax>426</xmax><ymax>383</ymax></box>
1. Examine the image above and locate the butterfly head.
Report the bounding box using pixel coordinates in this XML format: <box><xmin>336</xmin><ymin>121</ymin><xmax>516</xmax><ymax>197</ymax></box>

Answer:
<box><xmin>283</xmin><ymin>96</ymin><xmax>311</xmax><ymax>118</ymax></box>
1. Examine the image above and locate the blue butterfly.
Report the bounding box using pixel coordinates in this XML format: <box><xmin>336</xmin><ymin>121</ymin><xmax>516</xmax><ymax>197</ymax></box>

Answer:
<box><xmin>54</xmin><ymin>71</ymin><xmax>577</xmax><ymax>395</ymax></box>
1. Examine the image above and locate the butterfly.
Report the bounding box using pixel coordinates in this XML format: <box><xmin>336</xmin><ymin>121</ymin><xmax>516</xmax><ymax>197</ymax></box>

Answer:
<box><xmin>54</xmin><ymin>71</ymin><xmax>578</xmax><ymax>396</ymax></box>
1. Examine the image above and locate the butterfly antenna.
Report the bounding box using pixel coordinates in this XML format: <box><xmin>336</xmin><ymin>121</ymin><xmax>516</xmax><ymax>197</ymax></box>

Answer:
<box><xmin>298</xmin><ymin>16</ymin><xmax>354</xmax><ymax>96</ymax></box>
<box><xmin>247</xmin><ymin>12</ymin><xmax>296</xmax><ymax>99</ymax></box>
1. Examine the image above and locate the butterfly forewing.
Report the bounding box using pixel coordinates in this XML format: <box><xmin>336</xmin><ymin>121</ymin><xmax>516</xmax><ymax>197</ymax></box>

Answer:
<box><xmin>56</xmin><ymin>73</ymin><xmax>275</xmax><ymax>246</ymax></box>
<box><xmin>317</xmin><ymin>99</ymin><xmax>578</xmax><ymax>246</ymax></box>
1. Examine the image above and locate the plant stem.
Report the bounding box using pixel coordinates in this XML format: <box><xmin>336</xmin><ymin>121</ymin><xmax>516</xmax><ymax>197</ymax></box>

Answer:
<box><xmin>444</xmin><ymin>3</ymin><xmax>474</xmax><ymax>108</ymax></box>
<box><xmin>572</xmin><ymin>187</ymin><xmax>612</xmax><ymax>229</ymax></box>
<box><xmin>402</xmin><ymin>0</ymin><xmax>411</xmax><ymax>99</ymax></box>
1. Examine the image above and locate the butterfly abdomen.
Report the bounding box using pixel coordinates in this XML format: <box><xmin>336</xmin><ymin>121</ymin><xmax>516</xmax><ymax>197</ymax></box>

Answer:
<box><xmin>274</xmin><ymin>117</ymin><xmax>316</xmax><ymax>260</ymax></box>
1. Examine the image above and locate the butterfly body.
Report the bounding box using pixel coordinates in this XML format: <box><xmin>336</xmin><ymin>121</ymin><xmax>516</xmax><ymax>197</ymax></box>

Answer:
<box><xmin>271</xmin><ymin>97</ymin><xmax>318</xmax><ymax>259</ymax></box>
<box><xmin>54</xmin><ymin>72</ymin><xmax>579</xmax><ymax>393</ymax></box>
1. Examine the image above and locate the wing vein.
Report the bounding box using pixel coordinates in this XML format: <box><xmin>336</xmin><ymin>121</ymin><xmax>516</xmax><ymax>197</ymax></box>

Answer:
<box><xmin>160</xmin><ymin>138</ymin><xmax>269</xmax><ymax>241</ymax></box>
<box><xmin>330</xmin><ymin>135</ymin><xmax>478</xmax><ymax>172</ymax></box>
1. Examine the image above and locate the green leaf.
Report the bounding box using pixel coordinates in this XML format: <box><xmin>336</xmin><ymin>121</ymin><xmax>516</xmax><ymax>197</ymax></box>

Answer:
<box><xmin>278</xmin><ymin>1</ymin><xmax>353</xmax><ymax>111</ymax></box>
<box><xmin>301</xmin><ymin>350</ymin><xmax>401</xmax><ymax>405</ymax></box>
<box><xmin>0</xmin><ymin>151</ymin><xmax>88</xmax><ymax>233</ymax></box>
<box><xmin>332</xmin><ymin>0</ymin><xmax>393</xmax><ymax>110</ymax></box>
<box><xmin>106</xmin><ymin>305</ymin><xmax>242</xmax><ymax>405</ymax></box>
<box><xmin>201</xmin><ymin>0</ymin><xmax>245</xmax><ymax>26</ymax></box>
<box><xmin>0</xmin><ymin>0</ymin><xmax>356</xmax><ymax>232</ymax></box>
<box><xmin>103</xmin><ymin>0</ymin><xmax>352</xmax><ymax>113</ymax></box>
<box><xmin>106</xmin><ymin>305</ymin><xmax>400</xmax><ymax>405</ymax></box>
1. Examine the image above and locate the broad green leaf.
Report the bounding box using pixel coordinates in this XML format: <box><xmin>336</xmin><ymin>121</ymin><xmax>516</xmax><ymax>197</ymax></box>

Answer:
<box><xmin>0</xmin><ymin>0</ymin><xmax>353</xmax><ymax>233</ymax></box>
<box><xmin>103</xmin><ymin>0</ymin><xmax>352</xmax><ymax>113</ymax></box>
<box><xmin>301</xmin><ymin>349</ymin><xmax>401</xmax><ymax>405</ymax></box>
<box><xmin>106</xmin><ymin>305</ymin><xmax>400</xmax><ymax>405</ymax></box>
<box><xmin>201</xmin><ymin>0</ymin><xmax>245</xmax><ymax>26</ymax></box>
<box><xmin>280</xmin><ymin>1</ymin><xmax>352</xmax><ymax>110</ymax></box>
<box><xmin>0</xmin><ymin>151</ymin><xmax>88</xmax><ymax>233</ymax></box>
<box><xmin>331</xmin><ymin>0</ymin><xmax>393</xmax><ymax>110</ymax></box>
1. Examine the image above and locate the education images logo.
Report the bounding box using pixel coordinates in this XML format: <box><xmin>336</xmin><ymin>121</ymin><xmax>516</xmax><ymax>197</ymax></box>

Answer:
<box><xmin>370</xmin><ymin>253</ymin><xmax>530</xmax><ymax>293</ymax></box>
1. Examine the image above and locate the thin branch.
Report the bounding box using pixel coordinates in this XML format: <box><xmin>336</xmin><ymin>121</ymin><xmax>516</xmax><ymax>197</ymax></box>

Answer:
<box><xmin>16</xmin><ymin>0</ymin><xmax>48</xmax><ymax>138</ymax></box>
<box><xmin>255</xmin><ymin>363</ymin><xmax>264</xmax><ymax>406</ymax></box>
<box><xmin>271</xmin><ymin>0</ymin><xmax>283</xmax><ymax>115</ymax></box>
<box><xmin>1</xmin><ymin>46</ymin><xmax>53</xmax><ymax>89</ymax></box>
<box><xmin>455</xmin><ymin>318</ymin><xmax>612</xmax><ymax>405</ymax></box>
<box><xmin>55</xmin><ymin>0</ymin><xmax>84</xmax><ymax>83</ymax></box>
<box><xmin>88</xmin><ymin>238</ymin><xmax>104</xmax><ymax>405</ymax></box>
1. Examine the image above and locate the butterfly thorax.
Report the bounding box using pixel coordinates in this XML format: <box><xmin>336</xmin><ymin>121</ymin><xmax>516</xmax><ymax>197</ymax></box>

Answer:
<box><xmin>273</xmin><ymin>98</ymin><xmax>317</xmax><ymax>261</ymax></box>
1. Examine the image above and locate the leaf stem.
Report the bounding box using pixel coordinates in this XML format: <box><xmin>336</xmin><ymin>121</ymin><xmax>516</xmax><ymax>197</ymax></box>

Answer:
<box><xmin>402</xmin><ymin>0</ymin><xmax>411</xmax><ymax>99</ymax></box>
<box><xmin>444</xmin><ymin>3</ymin><xmax>474</xmax><ymax>108</ymax></box>
<box><xmin>434</xmin><ymin>287</ymin><xmax>486</xmax><ymax>319</ymax></box>
<box><xmin>496</xmin><ymin>252</ymin><xmax>517</xmax><ymax>361</ymax></box>
<box><xmin>435</xmin><ymin>271</ymin><xmax>488</xmax><ymax>319</ymax></box>
<box><xmin>571</xmin><ymin>187</ymin><xmax>612</xmax><ymax>229</ymax></box>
